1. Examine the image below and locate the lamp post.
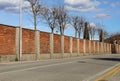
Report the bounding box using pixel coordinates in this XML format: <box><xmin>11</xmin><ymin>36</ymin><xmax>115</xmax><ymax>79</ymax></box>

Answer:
<box><xmin>19</xmin><ymin>0</ymin><xmax>22</xmax><ymax>60</ymax></box>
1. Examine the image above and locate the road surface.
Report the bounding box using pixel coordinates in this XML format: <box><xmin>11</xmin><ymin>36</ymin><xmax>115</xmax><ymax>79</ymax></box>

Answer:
<box><xmin>0</xmin><ymin>54</ymin><xmax>120</xmax><ymax>81</ymax></box>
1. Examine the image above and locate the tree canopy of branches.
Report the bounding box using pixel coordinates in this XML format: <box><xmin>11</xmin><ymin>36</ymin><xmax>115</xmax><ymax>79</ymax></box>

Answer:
<box><xmin>70</xmin><ymin>16</ymin><xmax>79</xmax><ymax>37</ymax></box>
<box><xmin>83</xmin><ymin>22</ymin><xmax>89</xmax><ymax>40</ymax></box>
<box><xmin>41</xmin><ymin>7</ymin><xmax>57</xmax><ymax>33</ymax></box>
<box><xmin>55</xmin><ymin>6</ymin><xmax>69</xmax><ymax>35</ymax></box>
<box><xmin>70</xmin><ymin>16</ymin><xmax>85</xmax><ymax>38</ymax></box>
<box><xmin>78</xmin><ymin>17</ymin><xmax>85</xmax><ymax>38</ymax></box>
<box><xmin>27</xmin><ymin>0</ymin><xmax>41</xmax><ymax>30</ymax></box>
<box><xmin>89</xmin><ymin>23</ymin><xmax>96</xmax><ymax>40</ymax></box>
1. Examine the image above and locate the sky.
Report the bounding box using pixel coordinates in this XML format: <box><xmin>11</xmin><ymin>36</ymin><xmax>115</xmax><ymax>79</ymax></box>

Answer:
<box><xmin>0</xmin><ymin>0</ymin><xmax>120</xmax><ymax>38</ymax></box>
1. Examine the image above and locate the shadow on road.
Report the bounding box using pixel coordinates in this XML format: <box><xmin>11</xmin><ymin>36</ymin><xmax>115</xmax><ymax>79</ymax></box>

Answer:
<box><xmin>92</xmin><ymin>58</ymin><xmax>120</xmax><ymax>62</ymax></box>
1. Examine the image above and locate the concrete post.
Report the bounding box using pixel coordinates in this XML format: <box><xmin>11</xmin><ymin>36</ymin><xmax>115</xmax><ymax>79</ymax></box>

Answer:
<box><xmin>50</xmin><ymin>33</ymin><xmax>54</xmax><ymax>59</ymax></box>
<box><xmin>61</xmin><ymin>35</ymin><xmax>64</xmax><ymax>58</ymax></box>
<box><xmin>35</xmin><ymin>30</ymin><xmax>40</xmax><ymax>60</ymax></box>
<box><xmin>93</xmin><ymin>41</ymin><xmax>95</xmax><ymax>54</ymax></box>
<box><xmin>16</xmin><ymin>27</ymin><xmax>20</xmax><ymax>61</ymax></box>
<box><xmin>89</xmin><ymin>40</ymin><xmax>91</xmax><ymax>55</ymax></box>
<box><xmin>70</xmin><ymin>37</ymin><xmax>73</xmax><ymax>57</ymax></box>
<box><xmin>77</xmin><ymin>38</ymin><xmax>80</xmax><ymax>56</ymax></box>
<box><xmin>83</xmin><ymin>40</ymin><xmax>86</xmax><ymax>55</ymax></box>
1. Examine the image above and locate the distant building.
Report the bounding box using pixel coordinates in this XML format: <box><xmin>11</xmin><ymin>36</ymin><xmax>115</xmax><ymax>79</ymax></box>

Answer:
<box><xmin>105</xmin><ymin>34</ymin><xmax>120</xmax><ymax>45</ymax></box>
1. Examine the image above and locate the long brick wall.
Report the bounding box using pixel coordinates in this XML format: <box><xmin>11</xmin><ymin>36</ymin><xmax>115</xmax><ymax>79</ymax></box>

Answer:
<box><xmin>0</xmin><ymin>24</ymin><xmax>120</xmax><ymax>62</ymax></box>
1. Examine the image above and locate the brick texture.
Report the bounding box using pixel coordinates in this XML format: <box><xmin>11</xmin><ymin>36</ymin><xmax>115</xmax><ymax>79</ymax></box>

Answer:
<box><xmin>54</xmin><ymin>34</ymin><xmax>61</xmax><ymax>53</ymax></box>
<box><xmin>72</xmin><ymin>38</ymin><xmax>77</xmax><ymax>53</ymax></box>
<box><xmin>79</xmin><ymin>39</ymin><xmax>84</xmax><ymax>53</ymax></box>
<box><xmin>0</xmin><ymin>25</ymin><xmax>16</xmax><ymax>55</ymax></box>
<box><xmin>64</xmin><ymin>36</ymin><xmax>70</xmax><ymax>53</ymax></box>
<box><xmin>85</xmin><ymin>40</ymin><xmax>89</xmax><ymax>53</ymax></box>
<box><xmin>22</xmin><ymin>29</ymin><xmax>35</xmax><ymax>54</ymax></box>
<box><xmin>91</xmin><ymin>41</ymin><xmax>94</xmax><ymax>53</ymax></box>
<box><xmin>40</xmin><ymin>32</ymin><xmax>50</xmax><ymax>54</ymax></box>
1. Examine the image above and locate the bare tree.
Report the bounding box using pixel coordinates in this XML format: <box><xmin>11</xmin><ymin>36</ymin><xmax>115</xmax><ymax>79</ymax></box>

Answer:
<box><xmin>41</xmin><ymin>7</ymin><xmax>57</xmax><ymax>33</ymax></box>
<box><xmin>70</xmin><ymin>16</ymin><xmax>79</xmax><ymax>37</ymax></box>
<box><xmin>89</xmin><ymin>23</ymin><xmax>96</xmax><ymax>40</ymax></box>
<box><xmin>27</xmin><ymin>0</ymin><xmax>41</xmax><ymax>30</ymax></box>
<box><xmin>55</xmin><ymin>6</ymin><xmax>69</xmax><ymax>35</ymax></box>
<box><xmin>78</xmin><ymin>17</ymin><xmax>85</xmax><ymax>38</ymax></box>
<box><xmin>70</xmin><ymin>16</ymin><xmax>85</xmax><ymax>38</ymax></box>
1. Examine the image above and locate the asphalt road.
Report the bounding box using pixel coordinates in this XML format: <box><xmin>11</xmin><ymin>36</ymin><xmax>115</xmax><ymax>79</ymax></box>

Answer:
<box><xmin>0</xmin><ymin>54</ymin><xmax>120</xmax><ymax>81</ymax></box>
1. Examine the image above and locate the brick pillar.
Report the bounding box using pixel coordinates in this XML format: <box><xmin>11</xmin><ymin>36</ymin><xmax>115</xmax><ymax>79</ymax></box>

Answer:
<box><xmin>61</xmin><ymin>35</ymin><xmax>64</xmax><ymax>58</ymax></box>
<box><xmin>50</xmin><ymin>33</ymin><xmax>54</xmax><ymax>59</ymax></box>
<box><xmin>16</xmin><ymin>27</ymin><xmax>22</xmax><ymax>61</ymax></box>
<box><xmin>35</xmin><ymin>30</ymin><xmax>40</xmax><ymax>60</ymax></box>
<box><xmin>83</xmin><ymin>40</ymin><xmax>86</xmax><ymax>55</ymax></box>
<box><xmin>70</xmin><ymin>37</ymin><xmax>73</xmax><ymax>57</ymax></box>
<box><xmin>77</xmin><ymin>38</ymin><xmax>80</xmax><ymax>56</ymax></box>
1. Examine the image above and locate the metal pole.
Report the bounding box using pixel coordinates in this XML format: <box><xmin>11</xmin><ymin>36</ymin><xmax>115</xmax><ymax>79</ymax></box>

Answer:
<box><xmin>19</xmin><ymin>0</ymin><xmax>22</xmax><ymax>60</ymax></box>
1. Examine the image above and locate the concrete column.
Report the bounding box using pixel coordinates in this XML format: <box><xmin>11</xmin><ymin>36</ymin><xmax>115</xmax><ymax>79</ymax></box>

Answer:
<box><xmin>89</xmin><ymin>40</ymin><xmax>91</xmax><ymax>55</ymax></box>
<box><xmin>70</xmin><ymin>37</ymin><xmax>73</xmax><ymax>57</ymax></box>
<box><xmin>16</xmin><ymin>27</ymin><xmax>20</xmax><ymax>61</ymax></box>
<box><xmin>50</xmin><ymin>33</ymin><xmax>54</xmax><ymax>59</ymax></box>
<box><xmin>83</xmin><ymin>40</ymin><xmax>86</xmax><ymax>55</ymax></box>
<box><xmin>77</xmin><ymin>39</ymin><xmax>80</xmax><ymax>56</ymax></box>
<box><xmin>61</xmin><ymin>35</ymin><xmax>64</xmax><ymax>58</ymax></box>
<box><xmin>35</xmin><ymin>30</ymin><xmax>40</xmax><ymax>60</ymax></box>
<box><xmin>93</xmin><ymin>41</ymin><xmax>95</xmax><ymax>54</ymax></box>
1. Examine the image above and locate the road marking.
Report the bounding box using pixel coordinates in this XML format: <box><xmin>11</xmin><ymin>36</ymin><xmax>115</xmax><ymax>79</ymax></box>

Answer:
<box><xmin>95</xmin><ymin>65</ymin><xmax>120</xmax><ymax>81</ymax></box>
<box><xmin>0</xmin><ymin>61</ymin><xmax>76</xmax><ymax>75</ymax></box>
<box><xmin>84</xmin><ymin>63</ymin><xmax>120</xmax><ymax>81</ymax></box>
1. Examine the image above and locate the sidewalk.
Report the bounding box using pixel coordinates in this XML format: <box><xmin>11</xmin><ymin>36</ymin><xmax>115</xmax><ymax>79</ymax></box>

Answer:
<box><xmin>109</xmin><ymin>72</ymin><xmax>120</xmax><ymax>81</ymax></box>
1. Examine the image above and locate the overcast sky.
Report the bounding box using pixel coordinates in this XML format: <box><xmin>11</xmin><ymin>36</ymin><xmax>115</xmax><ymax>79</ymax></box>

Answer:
<box><xmin>0</xmin><ymin>0</ymin><xmax>120</xmax><ymax>37</ymax></box>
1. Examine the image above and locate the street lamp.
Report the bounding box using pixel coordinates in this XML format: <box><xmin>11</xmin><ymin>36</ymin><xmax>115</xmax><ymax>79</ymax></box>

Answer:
<box><xmin>19</xmin><ymin>0</ymin><xmax>22</xmax><ymax>60</ymax></box>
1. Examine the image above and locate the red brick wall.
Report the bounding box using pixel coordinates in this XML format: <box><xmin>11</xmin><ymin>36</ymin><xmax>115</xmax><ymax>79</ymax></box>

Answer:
<box><xmin>22</xmin><ymin>29</ymin><xmax>35</xmax><ymax>54</ymax></box>
<box><xmin>72</xmin><ymin>38</ymin><xmax>77</xmax><ymax>53</ymax></box>
<box><xmin>99</xmin><ymin>42</ymin><xmax>102</xmax><ymax>53</ymax></box>
<box><xmin>54</xmin><ymin>34</ymin><xmax>61</xmax><ymax>53</ymax></box>
<box><xmin>94</xmin><ymin>42</ymin><xmax>97</xmax><ymax>53</ymax></box>
<box><xmin>0</xmin><ymin>25</ymin><xmax>16</xmax><ymax>55</ymax></box>
<box><xmin>106</xmin><ymin>44</ymin><xmax>109</xmax><ymax>53</ymax></box>
<box><xmin>64</xmin><ymin>36</ymin><xmax>70</xmax><ymax>53</ymax></box>
<box><xmin>80</xmin><ymin>39</ymin><xmax>83</xmax><ymax>53</ymax></box>
<box><xmin>40</xmin><ymin>32</ymin><xmax>50</xmax><ymax>54</ymax></box>
<box><xmin>91</xmin><ymin>41</ymin><xmax>94</xmax><ymax>53</ymax></box>
<box><xmin>85</xmin><ymin>40</ymin><xmax>89</xmax><ymax>53</ymax></box>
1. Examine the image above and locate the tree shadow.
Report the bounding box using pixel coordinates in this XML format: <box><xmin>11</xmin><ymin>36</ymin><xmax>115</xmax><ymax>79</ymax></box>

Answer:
<box><xmin>92</xmin><ymin>58</ymin><xmax>120</xmax><ymax>62</ymax></box>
